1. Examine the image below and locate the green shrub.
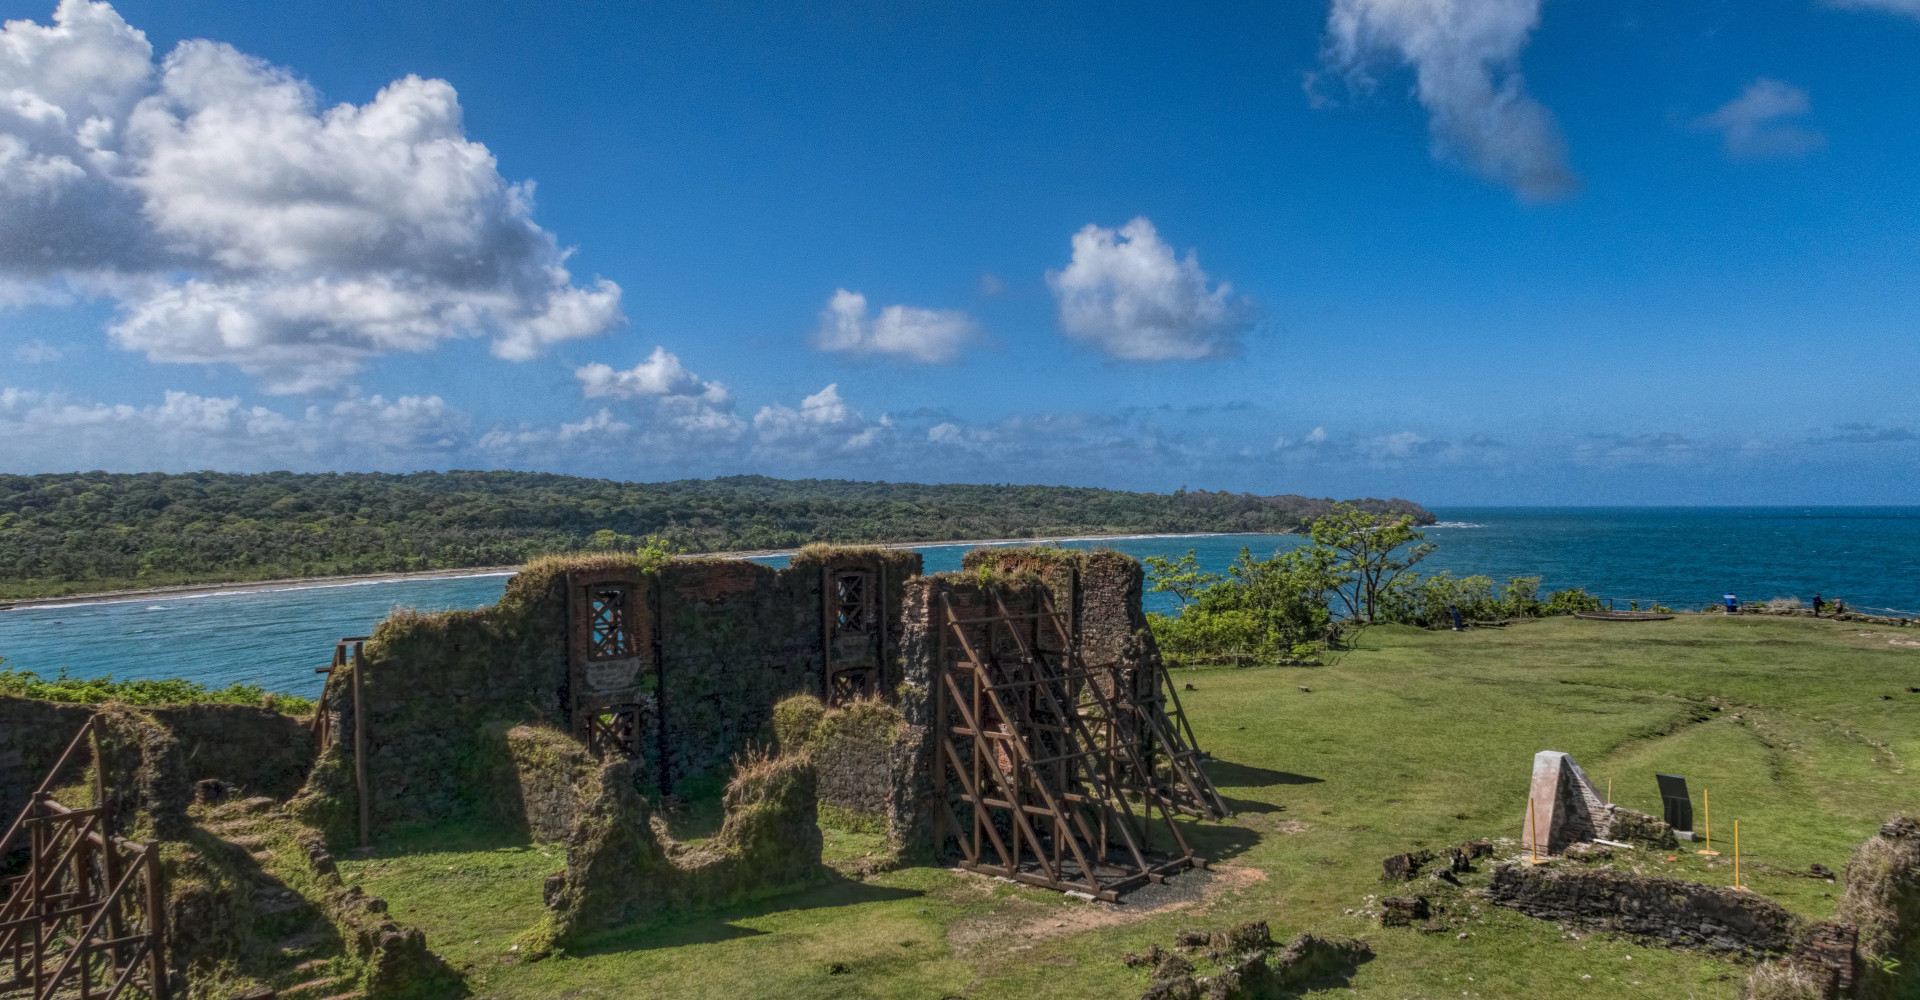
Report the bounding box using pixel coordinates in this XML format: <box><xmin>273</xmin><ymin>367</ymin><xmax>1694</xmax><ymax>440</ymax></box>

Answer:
<box><xmin>1149</xmin><ymin>544</ymin><xmax>1333</xmax><ymax>665</ymax></box>
<box><xmin>1542</xmin><ymin>587</ymin><xmax>1604</xmax><ymax>615</ymax></box>
<box><xmin>1379</xmin><ymin>572</ymin><xmax>1497</xmax><ymax>628</ymax></box>
<box><xmin>0</xmin><ymin>664</ymin><xmax>314</xmax><ymax>714</ymax></box>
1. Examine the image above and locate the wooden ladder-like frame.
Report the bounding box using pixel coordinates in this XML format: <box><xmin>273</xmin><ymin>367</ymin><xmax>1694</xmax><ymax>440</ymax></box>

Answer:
<box><xmin>931</xmin><ymin>587</ymin><xmax>1223</xmax><ymax>900</ymax></box>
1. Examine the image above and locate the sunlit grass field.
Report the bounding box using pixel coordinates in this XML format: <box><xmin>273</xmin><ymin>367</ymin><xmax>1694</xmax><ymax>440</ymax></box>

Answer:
<box><xmin>338</xmin><ymin>613</ymin><xmax>1920</xmax><ymax>999</ymax></box>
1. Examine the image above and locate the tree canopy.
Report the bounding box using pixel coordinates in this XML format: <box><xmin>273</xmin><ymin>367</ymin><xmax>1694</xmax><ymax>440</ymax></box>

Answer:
<box><xmin>0</xmin><ymin>470</ymin><xmax>1433</xmax><ymax>599</ymax></box>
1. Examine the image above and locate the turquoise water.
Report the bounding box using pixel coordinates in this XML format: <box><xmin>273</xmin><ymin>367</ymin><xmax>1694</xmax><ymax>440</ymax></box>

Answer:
<box><xmin>1</xmin><ymin>507</ymin><xmax>1915</xmax><ymax>697</ymax></box>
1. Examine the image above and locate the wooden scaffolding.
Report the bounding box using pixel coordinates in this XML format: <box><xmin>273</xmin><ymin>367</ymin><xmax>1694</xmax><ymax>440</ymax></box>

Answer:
<box><xmin>0</xmin><ymin>716</ymin><xmax>169</xmax><ymax>1000</ymax></box>
<box><xmin>932</xmin><ymin>587</ymin><xmax>1228</xmax><ymax>901</ymax></box>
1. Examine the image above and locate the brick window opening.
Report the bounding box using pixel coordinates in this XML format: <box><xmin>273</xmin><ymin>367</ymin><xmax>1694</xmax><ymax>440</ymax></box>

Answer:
<box><xmin>585</xmin><ymin>704</ymin><xmax>641</xmax><ymax>759</ymax></box>
<box><xmin>587</xmin><ymin>585</ymin><xmax>631</xmax><ymax>659</ymax></box>
<box><xmin>835</xmin><ymin>573</ymin><xmax>868</xmax><ymax>633</ymax></box>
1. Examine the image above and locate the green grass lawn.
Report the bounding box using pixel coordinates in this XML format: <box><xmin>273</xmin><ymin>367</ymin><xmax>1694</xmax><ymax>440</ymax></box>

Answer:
<box><xmin>337</xmin><ymin>614</ymin><xmax>1920</xmax><ymax>999</ymax></box>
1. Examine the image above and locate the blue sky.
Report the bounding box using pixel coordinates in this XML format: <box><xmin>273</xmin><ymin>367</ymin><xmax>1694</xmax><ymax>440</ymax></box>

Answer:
<box><xmin>1</xmin><ymin>0</ymin><xmax>1917</xmax><ymax>504</ymax></box>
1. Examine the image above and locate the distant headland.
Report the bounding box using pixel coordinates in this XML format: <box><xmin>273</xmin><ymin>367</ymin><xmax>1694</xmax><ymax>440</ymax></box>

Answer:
<box><xmin>0</xmin><ymin>471</ymin><xmax>1432</xmax><ymax>601</ymax></box>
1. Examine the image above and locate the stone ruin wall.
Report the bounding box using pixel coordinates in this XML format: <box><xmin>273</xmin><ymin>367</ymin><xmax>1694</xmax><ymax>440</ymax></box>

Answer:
<box><xmin>956</xmin><ymin>546</ymin><xmax>1155</xmax><ymax>666</ymax></box>
<box><xmin>652</xmin><ymin>547</ymin><xmax>918</xmax><ymax>793</ymax></box>
<box><xmin>295</xmin><ymin>546</ymin><xmax>920</xmax><ymax>842</ymax></box>
<box><xmin>6</xmin><ymin>544</ymin><xmax>1153</xmax><ymax>864</ymax></box>
<box><xmin>0</xmin><ymin>694</ymin><xmax>311</xmax><ymax>830</ymax></box>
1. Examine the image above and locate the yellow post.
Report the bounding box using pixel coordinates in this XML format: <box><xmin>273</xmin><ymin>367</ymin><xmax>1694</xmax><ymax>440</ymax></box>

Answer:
<box><xmin>1607</xmin><ymin>777</ymin><xmax>1613</xmax><ymax>806</ymax></box>
<box><xmin>1734</xmin><ymin>821</ymin><xmax>1742</xmax><ymax>890</ymax></box>
<box><xmin>1698</xmin><ymin>788</ymin><xmax>1720</xmax><ymax>856</ymax></box>
<box><xmin>1526</xmin><ymin>796</ymin><xmax>1550</xmax><ymax>864</ymax></box>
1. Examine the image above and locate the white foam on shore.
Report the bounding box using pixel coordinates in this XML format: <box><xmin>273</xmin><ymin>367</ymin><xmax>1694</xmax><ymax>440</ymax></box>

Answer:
<box><xmin>7</xmin><ymin>532</ymin><xmax>1262</xmax><ymax>611</ymax></box>
<box><xmin>743</xmin><ymin>531</ymin><xmax>1244</xmax><ymax>562</ymax></box>
<box><xmin>7</xmin><ymin>571</ymin><xmax>518</xmax><ymax>613</ymax></box>
<box><xmin>1429</xmin><ymin>521</ymin><xmax>1486</xmax><ymax>529</ymax></box>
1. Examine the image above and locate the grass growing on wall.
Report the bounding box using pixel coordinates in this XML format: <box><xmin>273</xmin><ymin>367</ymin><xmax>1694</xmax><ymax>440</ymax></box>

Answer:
<box><xmin>322</xmin><ymin>615</ymin><xmax>1920</xmax><ymax>999</ymax></box>
<box><xmin>0</xmin><ymin>663</ymin><xmax>314</xmax><ymax>714</ymax></box>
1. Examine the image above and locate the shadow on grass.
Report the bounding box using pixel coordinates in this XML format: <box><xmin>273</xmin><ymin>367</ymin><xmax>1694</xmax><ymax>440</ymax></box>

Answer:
<box><xmin>1207</xmin><ymin>759</ymin><xmax>1324</xmax><ymax>788</ymax></box>
<box><xmin>563</xmin><ymin>870</ymin><xmax>925</xmax><ymax>957</ymax></box>
<box><xmin>1287</xmin><ymin>947</ymin><xmax>1374</xmax><ymax>994</ymax></box>
<box><xmin>1178</xmin><ymin>821</ymin><xmax>1261</xmax><ymax>865</ymax></box>
<box><xmin>358</xmin><ymin>818</ymin><xmax>535</xmax><ymax>858</ymax></box>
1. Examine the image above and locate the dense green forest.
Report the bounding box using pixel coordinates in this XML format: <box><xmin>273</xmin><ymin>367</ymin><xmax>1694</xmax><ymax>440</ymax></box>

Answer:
<box><xmin>0</xmin><ymin>471</ymin><xmax>1432</xmax><ymax>599</ymax></box>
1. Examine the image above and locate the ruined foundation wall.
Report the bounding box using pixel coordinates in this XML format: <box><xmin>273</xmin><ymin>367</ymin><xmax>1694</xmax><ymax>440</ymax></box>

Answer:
<box><xmin>144</xmin><ymin>703</ymin><xmax>313</xmax><ymax>801</ymax></box>
<box><xmin>499</xmin><ymin>725</ymin><xmax>601</xmax><ymax>842</ymax></box>
<box><xmin>768</xmin><ymin>693</ymin><xmax>906</xmax><ymax>831</ymax></box>
<box><xmin>529</xmin><ymin>750</ymin><xmax>823</xmax><ymax>951</ymax></box>
<box><xmin>1838</xmin><ymin>815</ymin><xmax>1920</xmax><ymax>1000</ymax></box>
<box><xmin>2</xmin><ymin>695</ymin><xmax>309</xmax><ymax>827</ymax></box>
<box><xmin>0</xmin><ymin>695</ymin><xmax>94</xmax><ymax>822</ymax></box>
<box><xmin>1487</xmin><ymin>861</ymin><xmax>1801</xmax><ymax>955</ymax></box>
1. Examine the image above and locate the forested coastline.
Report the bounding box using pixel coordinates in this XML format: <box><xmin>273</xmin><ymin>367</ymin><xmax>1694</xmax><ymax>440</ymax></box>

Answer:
<box><xmin>0</xmin><ymin>471</ymin><xmax>1433</xmax><ymax>599</ymax></box>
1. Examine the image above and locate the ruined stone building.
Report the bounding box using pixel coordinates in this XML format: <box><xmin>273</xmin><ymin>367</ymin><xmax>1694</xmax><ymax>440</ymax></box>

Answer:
<box><xmin>1</xmin><ymin>544</ymin><xmax>1224</xmax><ymax>996</ymax></box>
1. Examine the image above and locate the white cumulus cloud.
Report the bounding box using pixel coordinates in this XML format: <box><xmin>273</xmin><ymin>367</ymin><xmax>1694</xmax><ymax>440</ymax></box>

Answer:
<box><xmin>1695</xmin><ymin>79</ymin><xmax>1824</xmax><ymax>160</ymax></box>
<box><xmin>1324</xmin><ymin>0</ymin><xmax>1575</xmax><ymax>201</ymax></box>
<box><xmin>812</xmin><ymin>288</ymin><xmax>979</xmax><ymax>363</ymax></box>
<box><xmin>1045</xmin><ymin>218</ymin><xmax>1248</xmax><ymax>362</ymax></box>
<box><xmin>576</xmin><ymin>347</ymin><xmax>726</xmax><ymax>402</ymax></box>
<box><xmin>573</xmin><ymin>347</ymin><xmax>743</xmax><ymax>441</ymax></box>
<box><xmin>749</xmin><ymin>383</ymin><xmax>891</xmax><ymax>456</ymax></box>
<box><xmin>0</xmin><ymin>0</ymin><xmax>621</xmax><ymax>392</ymax></box>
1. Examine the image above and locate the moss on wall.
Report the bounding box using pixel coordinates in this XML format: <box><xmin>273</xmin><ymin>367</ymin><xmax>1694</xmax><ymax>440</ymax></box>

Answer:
<box><xmin>526</xmin><ymin>750</ymin><xmax>824</xmax><ymax>955</ymax></box>
<box><xmin>1839</xmin><ymin>815</ymin><xmax>1920</xmax><ymax>1000</ymax></box>
<box><xmin>293</xmin><ymin>548</ymin><xmax>921</xmax><ymax>840</ymax></box>
<box><xmin>500</xmin><ymin>724</ymin><xmax>599</xmax><ymax>842</ymax></box>
<box><xmin>2</xmin><ymin>695</ymin><xmax>310</xmax><ymax>833</ymax></box>
<box><xmin>771</xmin><ymin>693</ymin><xmax>827</xmax><ymax>754</ymax></box>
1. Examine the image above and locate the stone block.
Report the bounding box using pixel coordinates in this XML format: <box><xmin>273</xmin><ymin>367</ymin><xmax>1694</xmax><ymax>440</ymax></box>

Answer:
<box><xmin>1520</xmin><ymin>750</ymin><xmax>1611</xmax><ymax>856</ymax></box>
<box><xmin>1380</xmin><ymin>896</ymin><xmax>1430</xmax><ymax>927</ymax></box>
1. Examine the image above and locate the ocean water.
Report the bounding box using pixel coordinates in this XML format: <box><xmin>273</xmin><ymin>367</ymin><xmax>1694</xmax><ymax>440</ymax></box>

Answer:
<box><xmin>1</xmin><ymin>507</ymin><xmax>1915</xmax><ymax>698</ymax></box>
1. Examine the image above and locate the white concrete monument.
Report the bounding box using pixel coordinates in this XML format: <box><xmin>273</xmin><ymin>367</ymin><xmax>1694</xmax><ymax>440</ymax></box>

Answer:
<box><xmin>1520</xmin><ymin>750</ymin><xmax>1612</xmax><ymax>857</ymax></box>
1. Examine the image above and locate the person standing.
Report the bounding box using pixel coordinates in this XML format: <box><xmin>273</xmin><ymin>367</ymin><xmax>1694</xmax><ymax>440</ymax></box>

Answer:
<box><xmin>1725</xmin><ymin>592</ymin><xmax>1738</xmax><ymax>615</ymax></box>
<box><xmin>1812</xmin><ymin>593</ymin><xmax>1824</xmax><ymax>617</ymax></box>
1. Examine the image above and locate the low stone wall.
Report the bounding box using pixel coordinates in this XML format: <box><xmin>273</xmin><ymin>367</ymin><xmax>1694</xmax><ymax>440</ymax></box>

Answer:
<box><xmin>771</xmin><ymin>693</ymin><xmax>904</xmax><ymax>832</ymax></box>
<box><xmin>0</xmin><ymin>695</ymin><xmax>93</xmax><ymax>822</ymax></box>
<box><xmin>3</xmin><ymin>697</ymin><xmax>312</xmax><ymax>840</ymax></box>
<box><xmin>1838</xmin><ymin>815</ymin><xmax>1920</xmax><ymax>999</ymax></box>
<box><xmin>527</xmin><ymin>750</ymin><xmax>823</xmax><ymax>952</ymax></box>
<box><xmin>500</xmin><ymin>725</ymin><xmax>599</xmax><ymax>843</ymax></box>
<box><xmin>165</xmin><ymin>796</ymin><xmax>459</xmax><ymax>1000</ymax></box>
<box><xmin>1487</xmin><ymin>862</ymin><xmax>1799</xmax><ymax>955</ymax></box>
